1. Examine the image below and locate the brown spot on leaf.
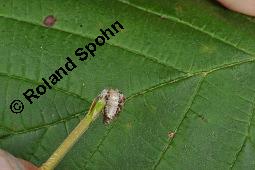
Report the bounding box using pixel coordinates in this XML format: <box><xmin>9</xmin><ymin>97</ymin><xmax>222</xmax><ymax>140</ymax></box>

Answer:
<box><xmin>43</xmin><ymin>15</ymin><xmax>56</xmax><ymax>27</ymax></box>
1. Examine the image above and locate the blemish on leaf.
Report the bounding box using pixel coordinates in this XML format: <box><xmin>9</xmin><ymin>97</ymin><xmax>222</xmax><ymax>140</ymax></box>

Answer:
<box><xmin>160</xmin><ymin>15</ymin><xmax>167</xmax><ymax>20</ymax></box>
<box><xmin>202</xmin><ymin>72</ymin><xmax>208</xmax><ymax>77</ymax></box>
<box><xmin>198</xmin><ymin>114</ymin><xmax>208</xmax><ymax>123</ymax></box>
<box><xmin>168</xmin><ymin>131</ymin><xmax>175</xmax><ymax>139</ymax></box>
<box><xmin>43</xmin><ymin>15</ymin><xmax>57</xmax><ymax>27</ymax></box>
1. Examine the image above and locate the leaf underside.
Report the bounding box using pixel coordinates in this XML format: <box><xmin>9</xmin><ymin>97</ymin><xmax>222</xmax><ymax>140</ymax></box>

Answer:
<box><xmin>0</xmin><ymin>0</ymin><xmax>255</xmax><ymax>169</ymax></box>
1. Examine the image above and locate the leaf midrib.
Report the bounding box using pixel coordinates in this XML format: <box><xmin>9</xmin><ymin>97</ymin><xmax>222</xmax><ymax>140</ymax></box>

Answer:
<box><xmin>1</xmin><ymin>56</ymin><xmax>255</xmax><ymax>136</ymax></box>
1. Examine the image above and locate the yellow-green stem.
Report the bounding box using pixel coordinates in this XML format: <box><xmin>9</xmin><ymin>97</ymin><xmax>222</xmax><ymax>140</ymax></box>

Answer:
<box><xmin>39</xmin><ymin>97</ymin><xmax>106</xmax><ymax>170</ymax></box>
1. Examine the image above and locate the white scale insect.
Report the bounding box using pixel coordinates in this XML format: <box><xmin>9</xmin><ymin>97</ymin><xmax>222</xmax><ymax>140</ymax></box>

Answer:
<box><xmin>99</xmin><ymin>89</ymin><xmax>125</xmax><ymax>124</ymax></box>
<box><xmin>40</xmin><ymin>89</ymin><xmax>125</xmax><ymax>170</ymax></box>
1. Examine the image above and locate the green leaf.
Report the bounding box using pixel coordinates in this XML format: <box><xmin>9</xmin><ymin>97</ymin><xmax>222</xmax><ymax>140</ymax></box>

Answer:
<box><xmin>0</xmin><ymin>0</ymin><xmax>255</xmax><ymax>169</ymax></box>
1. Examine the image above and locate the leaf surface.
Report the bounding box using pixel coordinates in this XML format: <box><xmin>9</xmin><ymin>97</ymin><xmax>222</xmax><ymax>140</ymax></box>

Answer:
<box><xmin>0</xmin><ymin>0</ymin><xmax>255</xmax><ymax>169</ymax></box>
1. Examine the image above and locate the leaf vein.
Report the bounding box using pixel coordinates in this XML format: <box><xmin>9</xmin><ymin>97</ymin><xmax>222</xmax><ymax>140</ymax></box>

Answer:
<box><xmin>0</xmin><ymin>72</ymin><xmax>89</xmax><ymax>103</ymax></box>
<box><xmin>0</xmin><ymin>15</ymin><xmax>186</xmax><ymax>74</ymax></box>
<box><xmin>1</xmin><ymin>57</ymin><xmax>254</xmax><ymax>137</ymax></box>
<box><xmin>0</xmin><ymin>109</ymin><xmax>85</xmax><ymax>139</ymax></box>
<box><xmin>229</xmin><ymin>95</ymin><xmax>255</xmax><ymax>169</ymax></box>
<box><xmin>116</xmin><ymin>0</ymin><xmax>254</xmax><ymax>56</ymax></box>
<box><xmin>84</xmin><ymin>125</ymin><xmax>115</xmax><ymax>168</ymax></box>
<box><xmin>152</xmin><ymin>74</ymin><xmax>206</xmax><ymax>169</ymax></box>
<box><xmin>29</xmin><ymin>129</ymin><xmax>48</xmax><ymax>161</ymax></box>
